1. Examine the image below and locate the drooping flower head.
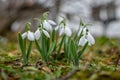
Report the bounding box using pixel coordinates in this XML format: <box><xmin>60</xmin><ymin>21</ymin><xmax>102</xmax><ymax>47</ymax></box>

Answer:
<box><xmin>34</xmin><ymin>26</ymin><xmax>50</xmax><ymax>39</ymax></box>
<box><xmin>41</xmin><ymin>12</ymin><xmax>56</xmax><ymax>32</ymax></box>
<box><xmin>22</xmin><ymin>22</ymin><xmax>35</xmax><ymax>41</ymax></box>
<box><xmin>78</xmin><ymin>27</ymin><xmax>95</xmax><ymax>46</ymax></box>
<box><xmin>34</xmin><ymin>28</ymin><xmax>41</xmax><ymax>40</ymax></box>
<box><xmin>55</xmin><ymin>18</ymin><xmax>72</xmax><ymax>37</ymax></box>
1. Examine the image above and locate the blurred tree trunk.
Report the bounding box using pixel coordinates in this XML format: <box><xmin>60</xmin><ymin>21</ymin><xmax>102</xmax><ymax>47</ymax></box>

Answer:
<box><xmin>0</xmin><ymin>0</ymin><xmax>48</xmax><ymax>34</ymax></box>
<box><xmin>49</xmin><ymin>0</ymin><xmax>61</xmax><ymax>21</ymax></box>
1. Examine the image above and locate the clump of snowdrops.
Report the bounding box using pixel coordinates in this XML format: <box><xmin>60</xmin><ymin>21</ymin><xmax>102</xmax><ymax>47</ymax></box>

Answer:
<box><xmin>18</xmin><ymin>12</ymin><xmax>95</xmax><ymax>66</ymax></box>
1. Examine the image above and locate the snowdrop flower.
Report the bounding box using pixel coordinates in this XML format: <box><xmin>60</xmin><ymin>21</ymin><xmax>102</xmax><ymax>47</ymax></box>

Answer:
<box><xmin>22</xmin><ymin>32</ymin><xmax>27</xmax><ymax>39</ymax></box>
<box><xmin>55</xmin><ymin>23</ymin><xmax>72</xmax><ymax>37</ymax></box>
<box><xmin>42</xmin><ymin>29</ymin><xmax>50</xmax><ymax>38</ymax></box>
<box><xmin>22</xmin><ymin>31</ymin><xmax>35</xmax><ymax>41</ymax></box>
<box><xmin>78</xmin><ymin>35</ymin><xmax>87</xmax><ymax>46</ymax></box>
<box><xmin>77</xmin><ymin>26</ymin><xmax>89</xmax><ymax>37</ymax></box>
<box><xmin>78</xmin><ymin>28</ymin><xmax>95</xmax><ymax>46</ymax></box>
<box><xmin>34</xmin><ymin>28</ymin><xmax>50</xmax><ymax>39</ymax></box>
<box><xmin>34</xmin><ymin>29</ymin><xmax>41</xmax><ymax>40</ymax></box>
<box><xmin>43</xmin><ymin>20</ymin><xmax>56</xmax><ymax>32</ymax></box>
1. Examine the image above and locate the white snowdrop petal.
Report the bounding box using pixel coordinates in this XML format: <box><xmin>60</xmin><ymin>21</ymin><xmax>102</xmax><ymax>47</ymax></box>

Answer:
<box><xmin>27</xmin><ymin>31</ymin><xmax>35</xmax><ymax>41</ymax></box>
<box><xmin>43</xmin><ymin>21</ymin><xmax>49</xmax><ymax>29</ymax></box>
<box><xmin>34</xmin><ymin>29</ymin><xmax>41</xmax><ymax>40</ymax></box>
<box><xmin>87</xmin><ymin>33</ymin><xmax>95</xmax><ymax>45</ymax></box>
<box><xmin>55</xmin><ymin>26</ymin><xmax>59</xmax><ymax>31</ymax></box>
<box><xmin>49</xmin><ymin>25</ymin><xmax>53</xmax><ymax>32</ymax></box>
<box><xmin>59</xmin><ymin>28</ymin><xmax>64</xmax><ymax>36</ymax></box>
<box><xmin>43</xmin><ymin>21</ymin><xmax>53</xmax><ymax>32</ymax></box>
<box><xmin>65</xmin><ymin>27</ymin><xmax>72</xmax><ymax>37</ymax></box>
<box><xmin>43</xmin><ymin>30</ymin><xmax>50</xmax><ymax>38</ymax></box>
<box><xmin>48</xmin><ymin>20</ymin><xmax>56</xmax><ymax>25</ymax></box>
<box><xmin>22</xmin><ymin>32</ymin><xmax>27</xmax><ymax>39</ymax></box>
<box><xmin>78</xmin><ymin>36</ymin><xmax>87</xmax><ymax>46</ymax></box>
<box><xmin>46</xmin><ymin>23</ymin><xmax>53</xmax><ymax>32</ymax></box>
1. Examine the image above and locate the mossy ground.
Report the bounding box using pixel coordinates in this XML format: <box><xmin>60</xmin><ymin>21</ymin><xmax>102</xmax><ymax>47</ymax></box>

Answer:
<box><xmin>0</xmin><ymin>36</ymin><xmax>120</xmax><ymax>80</ymax></box>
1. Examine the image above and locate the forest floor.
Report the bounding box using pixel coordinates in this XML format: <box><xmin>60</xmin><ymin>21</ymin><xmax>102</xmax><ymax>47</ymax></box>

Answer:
<box><xmin>0</xmin><ymin>36</ymin><xmax>120</xmax><ymax>80</ymax></box>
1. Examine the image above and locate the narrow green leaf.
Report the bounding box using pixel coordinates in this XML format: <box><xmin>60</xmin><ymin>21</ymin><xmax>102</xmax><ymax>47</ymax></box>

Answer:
<box><xmin>26</xmin><ymin>41</ymin><xmax>33</xmax><ymax>60</ymax></box>
<box><xmin>64</xmin><ymin>37</ymin><xmax>68</xmax><ymax>58</ymax></box>
<box><xmin>18</xmin><ymin>33</ymin><xmax>24</xmax><ymax>53</ymax></box>
<box><xmin>41</xmin><ymin>33</ymin><xmax>48</xmax><ymax>62</ymax></box>
<box><xmin>70</xmin><ymin>39</ymin><xmax>77</xmax><ymax>60</ymax></box>
<box><xmin>47</xmin><ymin>42</ymin><xmax>56</xmax><ymax>58</ymax></box>
<box><xmin>43</xmin><ymin>34</ymin><xmax>47</xmax><ymax>58</ymax></box>
<box><xmin>23</xmin><ymin>39</ymin><xmax>26</xmax><ymax>54</ymax></box>
<box><xmin>52</xmin><ymin>30</ymin><xmax>55</xmax><ymax>42</ymax></box>
<box><xmin>68</xmin><ymin>39</ymin><xmax>72</xmax><ymax>62</ymax></box>
<box><xmin>57</xmin><ymin>35</ymin><xmax>65</xmax><ymax>56</ymax></box>
<box><xmin>41</xmin><ymin>33</ymin><xmax>45</xmax><ymax>57</ymax></box>
<box><xmin>78</xmin><ymin>42</ymin><xmax>88</xmax><ymax>59</ymax></box>
<box><xmin>46</xmin><ymin>37</ymin><xmax>50</xmax><ymax>52</ymax></box>
<box><xmin>67</xmin><ymin>39</ymin><xmax>80</xmax><ymax>66</ymax></box>
<box><xmin>18</xmin><ymin>33</ymin><xmax>27</xmax><ymax>65</ymax></box>
<box><xmin>35</xmin><ymin>40</ymin><xmax>42</xmax><ymax>53</ymax></box>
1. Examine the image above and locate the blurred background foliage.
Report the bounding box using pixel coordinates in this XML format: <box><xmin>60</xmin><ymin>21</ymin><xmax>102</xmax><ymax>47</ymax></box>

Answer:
<box><xmin>0</xmin><ymin>0</ymin><xmax>120</xmax><ymax>40</ymax></box>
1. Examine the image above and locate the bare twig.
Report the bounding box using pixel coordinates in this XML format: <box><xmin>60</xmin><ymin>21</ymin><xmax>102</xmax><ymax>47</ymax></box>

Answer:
<box><xmin>56</xmin><ymin>68</ymin><xmax>80</xmax><ymax>80</ymax></box>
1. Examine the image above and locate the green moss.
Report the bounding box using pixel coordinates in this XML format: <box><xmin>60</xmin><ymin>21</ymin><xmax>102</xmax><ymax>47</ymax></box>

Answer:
<box><xmin>0</xmin><ymin>37</ymin><xmax>120</xmax><ymax>80</ymax></box>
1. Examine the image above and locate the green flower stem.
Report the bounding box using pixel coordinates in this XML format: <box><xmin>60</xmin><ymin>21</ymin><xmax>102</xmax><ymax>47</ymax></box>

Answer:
<box><xmin>46</xmin><ymin>37</ymin><xmax>50</xmax><ymax>52</ymax></box>
<box><xmin>26</xmin><ymin>41</ymin><xmax>33</xmax><ymax>60</ymax></box>
<box><xmin>56</xmin><ymin>35</ymin><xmax>65</xmax><ymax>59</ymax></box>
<box><xmin>47</xmin><ymin>42</ymin><xmax>56</xmax><ymax>61</ymax></box>
<box><xmin>52</xmin><ymin>30</ymin><xmax>55</xmax><ymax>42</ymax></box>
<box><xmin>35</xmin><ymin>39</ymin><xmax>46</xmax><ymax>62</ymax></box>
<box><xmin>76</xmin><ymin>28</ymin><xmax>84</xmax><ymax>42</ymax></box>
<box><xmin>35</xmin><ymin>40</ymin><xmax>41</xmax><ymax>53</ymax></box>
<box><xmin>78</xmin><ymin>42</ymin><xmax>88</xmax><ymax>59</ymax></box>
